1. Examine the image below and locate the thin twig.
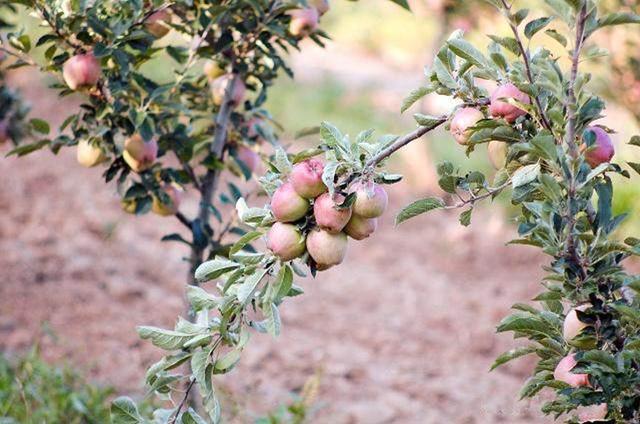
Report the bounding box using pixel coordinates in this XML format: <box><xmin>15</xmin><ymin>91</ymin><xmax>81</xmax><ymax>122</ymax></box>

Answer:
<box><xmin>168</xmin><ymin>378</ymin><xmax>196</xmax><ymax>424</ymax></box>
<box><xmin>175</xmin><ymin>211</ymin><xmax>192</xmax><ymax>229</ymax></box>
<box><xmin>500</xmin><ymin>0</ymin><xmax>555</xmax><ymax>137</ymax></box>
<box><xmin>444</xmin><ymin>181</ymin><xmax>511</xmax><ymax>210</ymax></box>
<box><xmin>365</xmin><ymin>117</ymin><xmax>448</xmax><ymax>168</ymax></box>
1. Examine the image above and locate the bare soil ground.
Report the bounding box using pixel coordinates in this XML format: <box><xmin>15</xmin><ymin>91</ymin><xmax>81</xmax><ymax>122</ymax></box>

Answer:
<box><xmin>1</xmin><ymin>70</ymin><xmax>553</xmax><ymax>423</ymax></box>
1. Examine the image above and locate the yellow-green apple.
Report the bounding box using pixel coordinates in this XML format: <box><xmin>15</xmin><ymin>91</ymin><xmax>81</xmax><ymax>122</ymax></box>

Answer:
<box><xmin>289</xmin><ymin>8</ymin><xmax>319</xmax><ymax>38</ymax></box>
<box><xmin>267</xmin><ymin>222</ymin><xmax>306</xmax><ymax>261</ymax></box>
<box><xmin>352</xmin><ymin>182</ymin><xmax>388</xmax><ymax>219</ymax></box>
<box><xmin>151</xmin><ymin>184</ymin><xmax>183</xmax><ymax>216</ymax></box>
<box><xmin>270</xmin><ymin>182</ymin><xmax>310</xmax><ymax>222</ymax></box>
<box><xmin>204</xmin><ymin>61</ymin><xmax>225</xmax><ymax>80</ymax></box>
<box><xmin>306</xmin><ymin>227</ymin><xmax>348</xmax><ymax>270</ymax></box>
<box><xmin>121</xmin><ymin>198</ymin><xmax>137</xmax><ymax>214</ymax></box>
<box><xmin>76</xmin><ymin>140</ymin><xmax>106</xmax><ymax>167</ymax></box>
<box><xmin>123</xmin><ymin>134</ymin><xmax>158</xmax><ymax>173</ymax></box>
<box><xmin>553</xmin><ymin>354</ymin><xmax>590</xmax><ymax>388</ymax></box>
<box><xmin>450</xmin><ymin>107</ymin><xmax>484</xmax><ymax>145</ymax></box>
<box><xmin>487</xmin><ymin>140</ymin><xmax>507</xmax><ymax>169</ymax></box>
<box><xmin>489</xmin><ymin>83</ymin><xmax>530</xmax><ymax>123</ymax></box>
<box><xmin>563</xmin><ymin>305</ymin><xmax>589</xmax><ymax>341</ymax></box>
<box><xmin>344</xmin><ymin>215</ymin><xmax>377</xmax><ymax>240</ymax></box>
<box><xmin>63</xmin><ymin>52</ymin><xmax>101</xmax><ymax>90</ymax></box>
<box><xmin>582</xmin><ymin>126</ymin><xmax>614</xmax><ymax>168</ymax></box>
<box><xmin>145</xmin><ymin>9</ymin><xmax>172</xmax><ymax>38</ymax></box>
<box><xmin>211</xmin><ymin>74</ymin><xmax>246</xmax><ymax>108</ymax></box>
<box><xmin>314</xmin><ymin>193</ymin><xmax>352</xmax><ymax>233</ymax></box>
<box><xmin>290</xmin><ymin>158</ymin><xmax>326</xmax><ymax>198</ymax></box>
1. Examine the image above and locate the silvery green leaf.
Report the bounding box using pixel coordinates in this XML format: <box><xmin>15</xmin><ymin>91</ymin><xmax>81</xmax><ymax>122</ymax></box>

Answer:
<box><xmin>231</xmin><ymin>251</ymin><xmax>265</xmax><ymax>265</ymax></box>
<box><xmin>273</xmin><ymin>147</ymin><xmax>292</xmax><ymax>174</ymax></box>
<box><xmin>432</xmin><ymin>57</ymin><xmax>457</xmax><ymax>89</ymax></box>
<box><xmin>320</xmin><ymin>122</ymin><xmax>344</xmax><ymax>148</ymax></box>
<box><xmin>195</xmin><ymin>257</ymin><xmax>240</xmax><ymax>282</ymax></box>
<box><xmin>413</xmin><ymin>113</ymin><xmax>443</xmax><ymax>128</ymax></box>
<box><xmin>137</xmin><ymin>327</ymin><xmax>194</xmax><ymax>350</ymax></box>
<box><xmin>236</xmin><ymin>198</ymin><xmax>270</xmax><ymax>225</ymax></box>
<box><xmin>237</xmin><ymin>268</ymin><xmax>269</xmax><ymax>304</ymax></box>
<box><xmin>447</xmin><ymin>38</ymin><xmax>488</xmax><ymax>68</ymax></box>
<box><xmin>213</xmin><ymin>349</ymin><xmax>241</xmax><ymax>372</ymax></box>
<box><xmin>400</xmin><ymin>86</ymin><xmax>433</xmax><ymax>113</ymax></box>
<box><xmin>181</xmin><ymin>408</ymin><xmax>208</xmax><ymax>424</ymax></box>
<box><xmin>186</xmin><ymin>286</ymin><xmax>219</xmax><ymax>312</ymax></box>
<box><xmin>264</xmin><ymin>302</ymin><xmax>281</xmax><ymax>337</ymax></box>
<box><xmin>110</xmin><ymin>397</ymin><xmax>146</xmax><ymax>424</ymax></box>
<box><xmin>511</xmin><ymin>163</ymin><xmax>540</xmax><ymax>188</ymax></box>
<box><xmin>322</xmin><ymin>161</ymin><xmax>338</xmax><ymax>195</ymax></box>
<box><xmin>191</xmin><ymin>348</ymin><xmax>210</xmax><ymax>388</ymax></box>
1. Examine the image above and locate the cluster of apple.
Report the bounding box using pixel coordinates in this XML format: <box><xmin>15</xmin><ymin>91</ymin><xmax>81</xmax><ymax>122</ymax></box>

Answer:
<box><xmin>448</xmin><ymin>83</ymin><xmax>615</xmax><ymax>169</ymax></box>
<box><xmin>545</xmin><ymin>306</ymin><xmax>608</xmax><ymax>423</ymax></box>
<box><xmin>266</xmin><ymin>158</ymin><xmax>388</xmax><ymax>270</ymax></box>
<box><xmin>62</xmin><ymin>6</ymin><xmax>269</xmax><ymax>219</ymax></box>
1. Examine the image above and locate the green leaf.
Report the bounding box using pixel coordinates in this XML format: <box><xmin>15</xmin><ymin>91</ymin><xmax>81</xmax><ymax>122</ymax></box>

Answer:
<box><xmin>628</xmin><ymin>135</ymin><xmax>640</xmax><ymax>147</ymax></box>
<box><xmin>29</xmin><ymin>118</ymin><xmax>50</xmax><ymax>135</ymax></box>
<box><xmin>598</xmin><ymin>12</ymin><xmax>640</xmax><ymax>28</ymax></box>
<box><xmin>237</xmin><ymin>268</ymin><xmax>269</xmax><ymax>304</ymax></box>
<box><xmin>186</xmin><ymin>286</ymin><xmax>219</xmax><ymax>312</ymax></box>
<box><xmin>511</xmin><ymin>163</ymin><xmax>540</xmax><ymax>188</ymax></box>
<box><xmin>229</xmin><ymin>231</ymin><xmax>262</xmax><ymax>255</ymax></box>
<box><xmin>544</xmin><ymin>29</ymin><xmax>567</xmax><ymax>46</ymax></box>
<box><xmin>447</xmin><ymin>38</ymin><xmax>488</xmax><ymax>68</ymax></box>
<box><xmin>413</xmin><ymin>113</ymin><xmax>444</xmax><ymax>128</ymax></box>
<box><xmin>137</xmin><ymin>327</ymin><xmax>194</xmax><ymax>350</ymax></box>
<box><xmin>401</xmin><ymin>86</ymin><xmax>433</xmax><ymax>113</ymax></box>
<box><xmin>264</xmin><ymin>302</ymin><xmax>281</xmax><ymax>337</ymax></box>
<box><xmin>388</xmin><ymin>0</ymin><xmax>411</xmax><ymax>10</ymax></box>
<box><xmin>194</xmin><ymin>257</ymin><xmax>240</xmax><ymax>282</ymax></box>
<box><xmin>181</xmin><ymin>408</ymin><xmax>208</xmax><ymax>424</ymax></box>
<box><xmin>319</xmin><ymin>122</ymin><xmax>344</xmax><ymax>148</ymax></box>
<box><xmin>110</xmin><ymin>397</ymin><xmax>145</xmax><ymax>424</ymax></box>
<box><xmin>490</xmin><ymin>346</ymin><xmax>537</xmax><ymax>371</ymax></box>
<box><xmin>459</xmin><ymin>208</ymin><xmax>472</xmax><ymax>227</ymax></box>
<box><xmin>6</xmin><ymin>139</ymin><xmax>49</xmax><ymax>157</ymax></box>
<box><xmin>524</xmin><ymin>17</ymin><xmax>554</xmax><ymax>39</ymax></box>
<box><xmin>395</xmin><ymin>197</ymin><xmax>444</xmax><ymax>225</ymax></box>
<box><xmin>213</xmin><ymin>349</ymin><xmax>241</xmax><ymax>373</ymax></box>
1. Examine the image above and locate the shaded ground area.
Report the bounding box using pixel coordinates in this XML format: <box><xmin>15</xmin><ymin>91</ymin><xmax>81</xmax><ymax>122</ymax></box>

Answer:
<box><xmin>1</xmin><ymin>142</ymin><xmax>551</xmax><ymax>423</ymax></box>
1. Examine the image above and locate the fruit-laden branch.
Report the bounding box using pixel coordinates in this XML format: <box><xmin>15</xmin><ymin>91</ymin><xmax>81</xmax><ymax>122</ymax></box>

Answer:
<box><xmin>500</xmin><ymin>0</ymin><xmax>554</xmax><ymax>136</ymax></box>
<box><xmin>365</xmin><ymin>98</ymin><xmax>490</xmax><ymax>169</ymax></box>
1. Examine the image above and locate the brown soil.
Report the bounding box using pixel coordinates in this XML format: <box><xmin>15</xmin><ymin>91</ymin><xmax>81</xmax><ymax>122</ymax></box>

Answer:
<box><xmin>0</xmin><ymin>72</ymin><xmax>553</xmax><ymax>423</ymax></box>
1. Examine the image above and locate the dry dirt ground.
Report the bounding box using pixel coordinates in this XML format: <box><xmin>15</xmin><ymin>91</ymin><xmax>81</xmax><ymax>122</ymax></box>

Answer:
<box><xmin>1</xmin><ymin>72</ymin><xmax>554</xmax><ymax>423</ymax></box>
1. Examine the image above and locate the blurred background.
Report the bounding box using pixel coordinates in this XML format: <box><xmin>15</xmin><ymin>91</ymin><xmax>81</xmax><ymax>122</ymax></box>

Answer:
<box><xmin>2</xmin><ymin>0</ymin><xmax>640</xmax><ymax>422</ymax></box>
